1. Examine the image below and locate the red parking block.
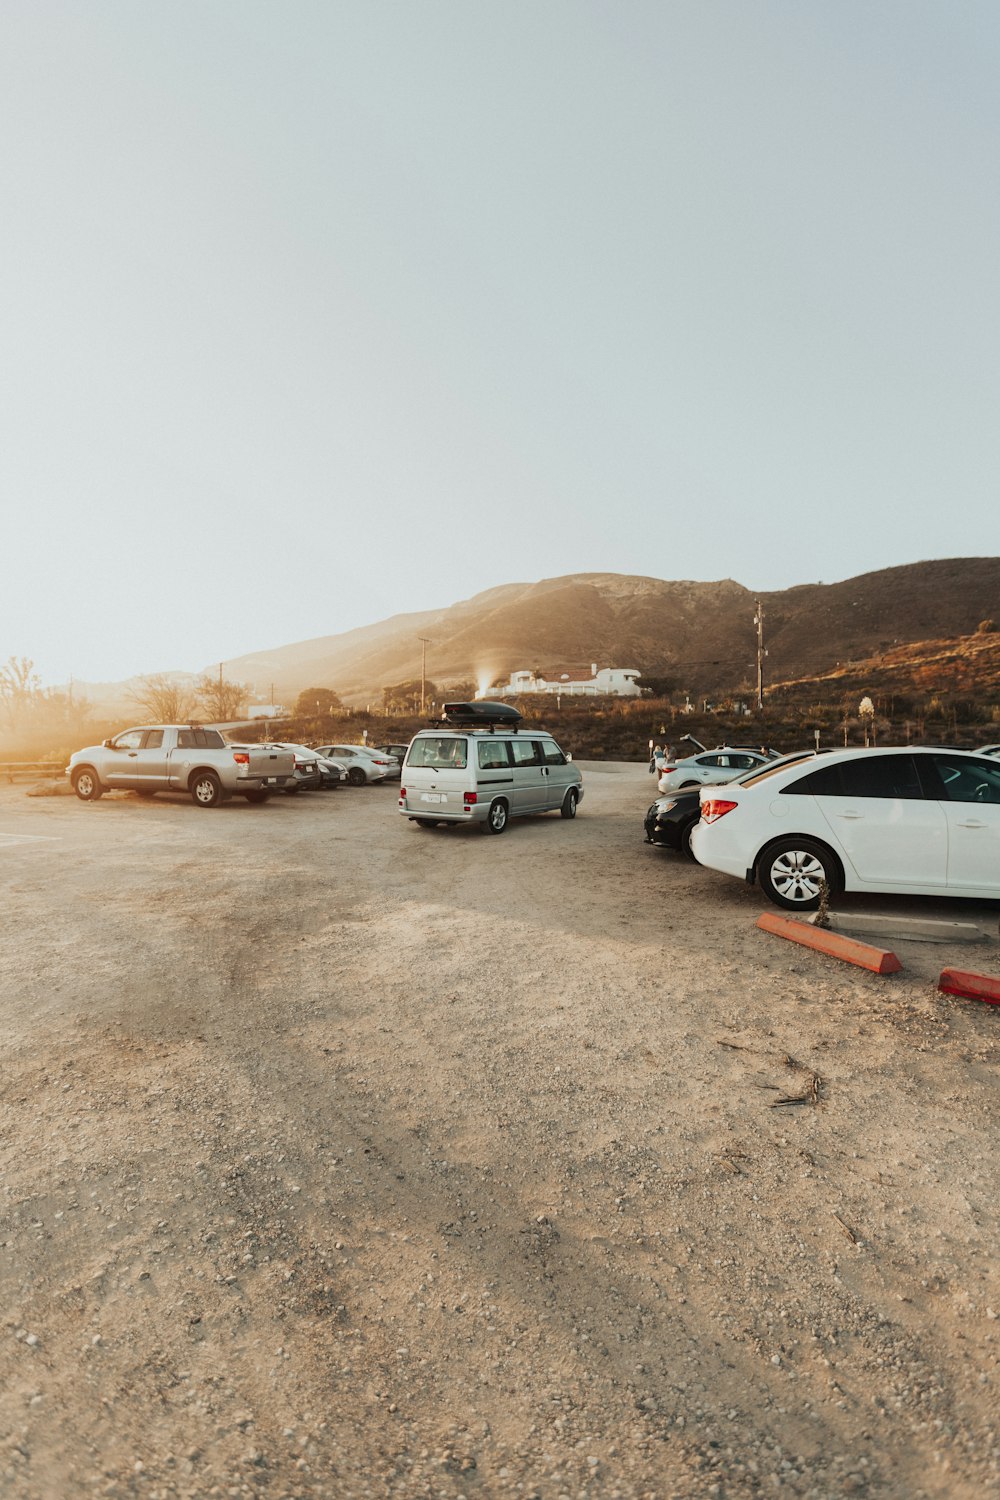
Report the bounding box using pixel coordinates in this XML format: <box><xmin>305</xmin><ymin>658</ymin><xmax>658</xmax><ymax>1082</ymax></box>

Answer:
<box><xmin>756</xmin><ymin>912</ymin><xmax>903</xmax><ymax>974</ymax></box>
<box><xmin>938</xmin><ymin>968</ymin><xmax>1000</xmax><ymax>1005</ymax></box>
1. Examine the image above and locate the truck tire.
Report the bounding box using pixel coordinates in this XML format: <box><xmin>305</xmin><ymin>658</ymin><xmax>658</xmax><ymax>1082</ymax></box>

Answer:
<box><xmin>190</xmin><ymin>771</ymin><xmax>224</xmax><ymax>808</ymax></box>
<box><xmin>72</xmin><ymin>767</ymin><xmax>103</xmax><ymax>801</ymax></box>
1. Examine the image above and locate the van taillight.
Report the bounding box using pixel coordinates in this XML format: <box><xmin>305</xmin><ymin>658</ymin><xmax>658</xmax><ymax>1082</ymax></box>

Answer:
<box><xmin>233</xmin><ymin>752</ymin><xmax>250</xmax><ymax>765</ymax></box>
<box><xmin>701</xmin><ymin>798</ymin><xmax>737</xmax><ymax>823</ymax></box>
<box><xmin>464</xmin><ymin>792</ymin><xmax>477</xmax><ymax>805</ymax></box>
<box><xmin>399</xmin><ymin>787</ymin><xmax>406</xmax><ymax>797</ymax></box>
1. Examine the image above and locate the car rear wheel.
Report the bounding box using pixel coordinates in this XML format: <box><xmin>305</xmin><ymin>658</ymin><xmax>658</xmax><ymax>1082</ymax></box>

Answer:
<box><xmin>191</xmin><ymin>771</ymin><xmax>224</xmax><ymax>808</ymax></box>
<box><xmin>759</xmin><ymin>837</ymin><xmax>840</xmax><ymax>910</ymax></box>
<box><xmin>483</xmin><ymin>798</ymin><xmax>509</xmax><ymax>835</ymax></box>
<box><xmin>347</xmin><ymin>766</ymin><xmax>366</xmax><ymax>786</ymax></box>
<box><xmin>560</xmin><ymin>788</ymin><xmax>578</xmax><ymax>819</ymax></box>
<box><xmin>72</xmin><ymin>768</ymin><xmax>103</xmax><ymax>801</ymax></box>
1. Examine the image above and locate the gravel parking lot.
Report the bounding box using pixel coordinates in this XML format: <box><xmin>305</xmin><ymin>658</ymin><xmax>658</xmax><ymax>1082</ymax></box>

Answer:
<box><xmin>2</xmin><ymin>764</ymin><xmax>999</xmax><ymax>1499</ymax></box>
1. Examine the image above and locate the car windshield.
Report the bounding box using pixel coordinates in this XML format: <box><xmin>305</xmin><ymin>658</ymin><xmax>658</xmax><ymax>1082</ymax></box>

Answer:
<box><xmin>407</xmin><ymin>737</ymin><xmax>468</xmax><ymax>769</ymax></box>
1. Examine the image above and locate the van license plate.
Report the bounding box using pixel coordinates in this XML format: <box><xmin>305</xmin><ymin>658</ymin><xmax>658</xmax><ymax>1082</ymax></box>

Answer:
<box><xmin>420</xmin><ymin>793</ymin><xmax>444</xmax><ymax>803</ymax></box>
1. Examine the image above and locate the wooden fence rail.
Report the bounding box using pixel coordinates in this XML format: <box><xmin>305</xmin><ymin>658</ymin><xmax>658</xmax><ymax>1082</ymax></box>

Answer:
<box><xmin>0</xmin><ymin>762</ymin><xmax>67</xmax><ymax>782</ymax></box>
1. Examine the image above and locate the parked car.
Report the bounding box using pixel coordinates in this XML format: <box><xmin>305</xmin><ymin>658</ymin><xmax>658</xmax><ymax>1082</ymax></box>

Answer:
<box><xmin>690</xmin><ymin>746</ymin><xmax>1000</xmax><ymax>910</ymax></box>
<box><xmin>374</xmin><ymin>742</ymin><xmax>411</xmax><ymax>765</ymax></box>
<box><xmin>67</xmin><ymin>726</ymin><xmax>295</xmax><ymax>806</ymax></box>
<box><xmin>266</xmin><ymin>743</ymin><xmax>325</xmax><ymax>794</ymax></box>
<box><xmin>978</xmin><ymin>744</ymin><xmax>1000</xmax><ymax>757</ymax></box>
<box><xmin>644</xmin><ymin>788</ymin><xmax>702</xmax><ymax>858</ymax></box>
<box><xmin>399</xmin><ymin>701</ymin><xmax>582</xmax><ymax>833</ymax></box>
<box><xmin>314</xmin><ymin>755</ymin><xmax>346</xmax><ymax>788</ymax></box>
<box><xmin>658</xmin><ymin>746</ymin><xmax>774</xmax><ymax>794</ymax></box>
<box><xmin>313</xmin><ymin>744</ymin><xmax>400</xmax><ymax>785</ymax></box>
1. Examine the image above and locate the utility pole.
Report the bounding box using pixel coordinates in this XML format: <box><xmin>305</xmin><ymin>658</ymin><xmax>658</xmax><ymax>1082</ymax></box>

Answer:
<box><xmin>418</xmin><ymin>638</ymin><xmax>430</xmax><ymax>714</ymax></box>
<box><xmin>754</xmin><ymin>601</ymin><xmax>765</xmax><ymax>710</ymax></box>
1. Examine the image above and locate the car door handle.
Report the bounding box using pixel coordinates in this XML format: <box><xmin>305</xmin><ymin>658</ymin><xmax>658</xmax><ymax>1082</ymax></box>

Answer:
<box><xmin>834</xmin><ymin>810</ymin><xmax>863</xmax><ymax>819</ymax></box>
<box><xmin>956</xmin><ymin>819</ymin><xmax>986</xmax><ymax>829</ymax></box>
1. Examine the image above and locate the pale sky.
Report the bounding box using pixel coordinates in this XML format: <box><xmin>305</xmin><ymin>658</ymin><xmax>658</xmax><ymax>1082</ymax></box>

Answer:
<box><xmin>3</xmin><ymin>1</ymin><xmax>999</xmax><ymax>686</ymax></box>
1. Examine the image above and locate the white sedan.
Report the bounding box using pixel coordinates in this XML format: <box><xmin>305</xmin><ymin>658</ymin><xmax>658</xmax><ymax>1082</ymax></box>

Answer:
<box><xmin>313</xmin><ymin>744</ymin><xmax>400</xmax><ymax>785</ymax></box>
<box><xmin>690</xmin><ymin>746</ymin><xmax>1000</xmax><ymax>910</ymax></box>
<box><xmin>658</xmin><ymin>747</ymin><xmax>773</xmax><ymax>794</ymax></box>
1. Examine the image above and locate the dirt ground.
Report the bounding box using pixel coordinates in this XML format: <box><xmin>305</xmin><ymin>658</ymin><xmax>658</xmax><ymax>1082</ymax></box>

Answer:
<box><xmin>1</xmin><ymin>763</ymin><xmax>999</xmax><ymax>1500</ymax></box>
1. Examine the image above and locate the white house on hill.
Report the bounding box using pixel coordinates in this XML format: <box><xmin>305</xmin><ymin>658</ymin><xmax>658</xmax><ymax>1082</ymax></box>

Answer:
<box><xmin>483</xmin><ymin>664</ymin><xmax>642</xmax><ymax>698</ymax></box>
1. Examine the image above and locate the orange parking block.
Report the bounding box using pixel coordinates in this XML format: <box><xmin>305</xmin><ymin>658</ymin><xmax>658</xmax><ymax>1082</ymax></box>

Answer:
<box><xmin>938</xmin><ymin>968</ymin><xmax>1000</xmax><ymax>1005</ymax></box>
<box><xmin>756</xmin><ymin>911</ymin><xmax>903</xmax><ymax>974</ymax></box>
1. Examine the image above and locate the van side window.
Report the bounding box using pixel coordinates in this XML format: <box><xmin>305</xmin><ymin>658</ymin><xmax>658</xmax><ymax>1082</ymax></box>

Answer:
<box><xmin>511</xmin><ymin>741</ymin><xmax>541</xmax><ymax>767</ymax></box>
<box><xmin>542</xmin><ymin>742</ymin><xmax>567</xmax><ymax>766</ymax></box>
<box><xmin>478</xmin><ymin>741</ymin><xmax>512</xmax><ymax>770</ymax></box>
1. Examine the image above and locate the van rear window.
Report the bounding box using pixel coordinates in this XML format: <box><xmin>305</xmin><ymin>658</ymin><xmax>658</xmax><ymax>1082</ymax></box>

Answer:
<box><xmin>407</xmin><ymin>737</ymin><xmax>468</xmax><ymax>769</ymax></box>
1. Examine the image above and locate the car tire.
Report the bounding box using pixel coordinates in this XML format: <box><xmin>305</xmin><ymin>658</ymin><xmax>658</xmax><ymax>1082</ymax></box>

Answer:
<box><xmin>284</xmin><ymin>783</ymin><xmax>300</xmax><ymax>795</ymax></box>
<box><xmin>348</xmin><ymin>766</ymin><xmax>366</xmax><ymax>786</ymax></box>
<box><xmin>681</xmin><ymin>816</ymin><xmax>699</xmax><ymax>861</ymax></box>
<box><xmin>190</xmin><ymin>771</ymin><xmax>224</xmax><ymax>808</ymax></box>
<box><xmin>244</xmin><ymin>790</ymin><xmax>271</xmax><ymax>804</ymax></box>
<box><xmin>483</xmin><ymin>798</ymin><xmax>509</xmax><ymax>835</ymax></box>
<box><xmin>560</xmin><ymin>788</ymin><xmax>578</xmax><ymax>819</ymax></box>
<box><xmin>679</xmin><ymin>780</ymin><xmax>699</xmax><ymax>789</ymax></box>
<box><xmin>72</xmin><ymin>767</ymin><xmax>103</xmax><ymax>801</ymax></box>
<box><xmin>758</xmin><ymin>837</ymin><xmax>841</xmax><ymax>911</ymax></box>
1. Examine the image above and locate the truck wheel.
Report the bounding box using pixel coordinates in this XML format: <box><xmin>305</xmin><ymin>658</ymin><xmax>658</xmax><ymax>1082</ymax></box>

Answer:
<box><xmin>244</xmin><ymin>790</ymin><xmax>271</xmax><ymax>804</ymax></box>
<box><xmin>72</xmin><ymin>768</ymin><xmax>103</xmax><ymax>801</ymax></box>
<box><xmin>483</xmin><ymin>798</ymin><xmax>509</xmax><ymax>835</ymax></box>
<box><xmin>560</xmin><ymin>789</ymin><xmax>578</xmax><ymax>819</ymax></box>
<box><xmin>191</xmin><ymin>771</ymin><xmax>223</xmax><ymax>808</ymax></box>
<box><xmin>348</xmin><ymin>766</ymin><xmax>366</xmax><ymax>786</ymax></box>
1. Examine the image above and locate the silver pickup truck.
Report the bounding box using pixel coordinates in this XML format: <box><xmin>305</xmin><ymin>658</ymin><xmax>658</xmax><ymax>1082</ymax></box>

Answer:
<box><xmin>67</xmin><ymin>725</ymin><xmax>296</xmax><ymax>807</ymax></box>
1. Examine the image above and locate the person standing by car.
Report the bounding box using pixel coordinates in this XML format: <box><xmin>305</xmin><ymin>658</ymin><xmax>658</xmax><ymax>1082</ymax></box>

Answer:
<box><xmin>649</xmin><ymin>743</ymin><xmax>662</xmax><ymax>773</ymax></box>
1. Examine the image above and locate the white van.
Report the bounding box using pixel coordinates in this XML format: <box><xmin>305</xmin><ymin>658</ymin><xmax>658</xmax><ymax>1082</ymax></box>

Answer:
<box><xmin>398</xmin><ymin>702</ymin><xmax>583</xmax><ymax>834</ymax></box>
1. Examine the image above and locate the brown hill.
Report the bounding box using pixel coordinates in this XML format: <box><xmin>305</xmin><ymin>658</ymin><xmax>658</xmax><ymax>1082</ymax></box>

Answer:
<box><xmin>217</xmin><ymin>557</ymin><xmax>1000</xmax><ymax>705</ymax></box>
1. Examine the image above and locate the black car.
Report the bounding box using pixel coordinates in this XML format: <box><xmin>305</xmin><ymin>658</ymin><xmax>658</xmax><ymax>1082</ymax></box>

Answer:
<box><xmin>644</xmin><ymin>788</ymin><xmax>702</xmax><ymax>859</ymax></box>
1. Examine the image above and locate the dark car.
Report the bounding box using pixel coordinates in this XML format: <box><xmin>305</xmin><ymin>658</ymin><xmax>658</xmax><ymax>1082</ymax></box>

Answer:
<box><xmin>644</xmin><ymin>789</ymin><xmax>702</xmax><ymax>859</ymax></box>
<box><xmin>375</xmin><ymin>742</ymin><xmax>411</xmax><ymax>764</ymax></box>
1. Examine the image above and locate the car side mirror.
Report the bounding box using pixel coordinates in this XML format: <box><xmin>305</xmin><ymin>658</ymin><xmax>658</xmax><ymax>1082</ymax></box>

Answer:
<box><xmin>565</xmin><ymin>753</ymin><xmax>573</xmax><ymax>762</ymax></box>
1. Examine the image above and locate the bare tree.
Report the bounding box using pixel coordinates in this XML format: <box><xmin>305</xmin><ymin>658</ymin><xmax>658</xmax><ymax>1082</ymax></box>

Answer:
<box><xmin>0</xmin><ymin>656</ymin><xmax>42</xmax><ymax>729</ymax></box>
<box><xmin>128</xmin><ymin>674</ymin><xmax>194</xmax><ymax>722</ymax></box>
<box><xmin>195</xmin><ymin>674</ymin><xmax>248</xmax><ymax>723</ymax></box>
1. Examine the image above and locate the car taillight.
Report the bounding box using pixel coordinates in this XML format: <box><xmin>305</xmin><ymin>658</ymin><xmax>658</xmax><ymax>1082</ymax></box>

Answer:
<box><xmin>371</xmin><ymin>758</ymin><xmax>390</xmax><ymax>765</ymax></box>
<box><xmin>464</xmin><ymin>792</ymin><xmax>477</xmax><ymax>805</ymax></box>
<box><xmin>701</xmin><ymin>798</ymin><xmax>737</xmax><ymax>823</ymax></box>
<box><xmin>232</xmin><ymin>752</ymin><xmax>250</xmax><ymax>765</ymax></box>
<box><xmin>660</xmin><ymin>764</ymin><xmax>675</xmax><ymax>774</ymax></box>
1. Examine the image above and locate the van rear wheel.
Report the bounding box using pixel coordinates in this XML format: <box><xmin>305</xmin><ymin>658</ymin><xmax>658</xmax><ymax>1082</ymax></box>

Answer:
<box><xmin>483</xmin><ymin>799</ymin><xmax>509</xmax><ymax>835</ymax></box>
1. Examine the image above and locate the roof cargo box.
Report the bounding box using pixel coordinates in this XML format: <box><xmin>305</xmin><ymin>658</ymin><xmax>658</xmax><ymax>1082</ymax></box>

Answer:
<box><xmin>441</xmin><ymin>701</ymin><xmax>523</xmax><ymax>727</ymax></box>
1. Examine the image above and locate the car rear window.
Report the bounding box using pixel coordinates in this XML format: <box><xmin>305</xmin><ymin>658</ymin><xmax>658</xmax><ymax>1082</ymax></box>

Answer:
<box><xmin>177</xmin><ymin>728</ymin><xmax>225</xmax><ymax>749</ymax></box>
<box><xmin>407</xmin><ymin>737</ymin><xmax>469</xmax><ymax>769</ymax></box>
